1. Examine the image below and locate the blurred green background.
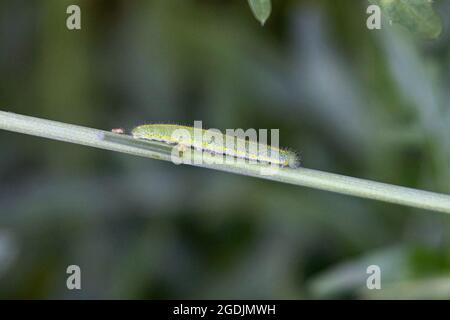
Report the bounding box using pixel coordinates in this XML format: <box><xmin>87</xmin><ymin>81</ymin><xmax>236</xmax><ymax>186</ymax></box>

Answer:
<box><xmin>0</xmin><ymin>0</ymin><xmax>450</xmax><ymax>299</ymax></box>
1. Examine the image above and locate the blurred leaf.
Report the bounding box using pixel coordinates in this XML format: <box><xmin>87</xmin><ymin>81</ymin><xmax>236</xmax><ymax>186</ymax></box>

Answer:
<box><xmin>307</xmin><ymin>246</ymin><xmax>411</xmax><ymax>298</ymax></box>
<box><xmin>361</xmin><ymin>276</ymin><xmax>450</xmax><ymax>299</ymax></box>
<box><xmin>0</xmin><ymin>231</ymin><xmax>18</xmax><ymax>278</ymax></box>
<box><xmin>248</xmin><ymin>0</ymin><xmax>271</xmax><ymax>25</ymax></box>
<box><xmin>370</xmin><ymin>0</ymin><xmax>442</xmax><ymax>39</ymax></box>
<box><xmin>378</xmin><ymin>21</ymin><xmax>450</xmax><ymax>190</ymax></box>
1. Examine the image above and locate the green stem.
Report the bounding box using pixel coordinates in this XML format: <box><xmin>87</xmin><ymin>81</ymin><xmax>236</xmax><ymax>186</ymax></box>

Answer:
<box><xmin>1</xmin><ymin>110</ymin><xmax>450</xmax><ymax>214</ymax></box>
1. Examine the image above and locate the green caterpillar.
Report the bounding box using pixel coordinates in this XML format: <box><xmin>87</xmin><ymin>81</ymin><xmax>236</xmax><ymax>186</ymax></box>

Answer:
<box><xmin>132</xmin><ymin>124</ymin><xmax>300</xmax><ymax>168</ymax></box>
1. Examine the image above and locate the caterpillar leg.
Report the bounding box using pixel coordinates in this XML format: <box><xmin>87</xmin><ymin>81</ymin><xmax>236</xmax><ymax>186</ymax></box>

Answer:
<box><xmin>175</xmin><ymin>143</ymin><xmax>189</xmax><ymax>157</ymax></box>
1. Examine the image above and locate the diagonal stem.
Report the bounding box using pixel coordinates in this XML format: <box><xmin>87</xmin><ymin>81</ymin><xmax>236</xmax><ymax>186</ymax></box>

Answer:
<box><xmin>1</xmin><ymin>110</ymin><xmax>450</xmax><ymax>214</ymax></box>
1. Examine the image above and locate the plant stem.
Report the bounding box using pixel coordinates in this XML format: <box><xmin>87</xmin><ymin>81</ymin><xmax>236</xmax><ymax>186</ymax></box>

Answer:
<box><xmin>1</xmin><ymin>110</ymin><xmax>450</xmax><ymax>214</ymax></box>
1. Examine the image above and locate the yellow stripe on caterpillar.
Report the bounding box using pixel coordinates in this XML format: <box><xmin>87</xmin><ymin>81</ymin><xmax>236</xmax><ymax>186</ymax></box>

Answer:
<box><xmin>131</xmin><ymin>124</ymin><xmax>300</xmax><ymax>168</ymax></box>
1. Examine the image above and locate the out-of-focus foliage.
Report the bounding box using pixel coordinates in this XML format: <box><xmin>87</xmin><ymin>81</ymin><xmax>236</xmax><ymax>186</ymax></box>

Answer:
<box><xmin>370</xmin><ymin>0</ymin><xmax>443</xmax><ymax>39</ymax></box>
<box><xmin>0</xmin><ymin>0</ymin><xmax>449</xmax><ymax>299</ymax></box>
<box><xmin>248</xmin><ymin>0</ymin><xmax>272</xmax><ymax>25</ymax></box>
